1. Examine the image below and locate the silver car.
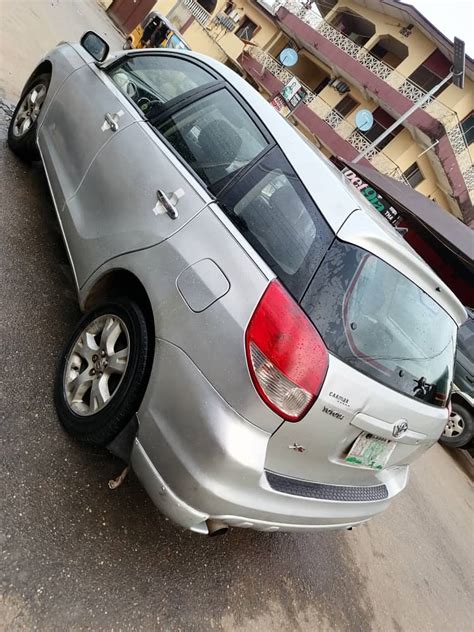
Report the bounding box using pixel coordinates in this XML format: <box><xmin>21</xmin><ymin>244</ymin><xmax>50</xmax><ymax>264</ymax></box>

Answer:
<box><xmin>8</xmin><ymin>32</ymin><xmax>466</xmax><ymax>536</ymax></box>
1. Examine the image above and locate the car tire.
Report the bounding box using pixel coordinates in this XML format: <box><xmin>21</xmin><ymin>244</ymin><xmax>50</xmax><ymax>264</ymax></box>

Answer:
<box><xmin>54</xmin><ymin>298</ymin><xmax>151</xmax><ymax>446</ymax></box>
<box><xmin>8</xmin><ymin>72</ymin><xmax>51</xmax><ymax>162</ymax></box>
<box><xmin>439</xmin><ymin>402</ymin><xmax>473</xmax><ymax>449</ymax></box>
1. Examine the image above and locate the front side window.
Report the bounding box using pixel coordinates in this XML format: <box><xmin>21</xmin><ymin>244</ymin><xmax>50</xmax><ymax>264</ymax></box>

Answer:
<box><xmin>219</xmin><ymin>147</ymin><xmax>333</xmax><ymax>299</ymax></box>
<box><xmin>109</xmin><ymin>55</ymin><xmax>214</xmax><ymax>108</ymax></box>
<box><xmin>302</xmin><ymin>239</ymin><xmax>457</xmax><ymax>406</ymax></box>
<box><xmin>156</xmin><ymin>89</ymin><xmax>268</xmax><ymax>192</ymax></box>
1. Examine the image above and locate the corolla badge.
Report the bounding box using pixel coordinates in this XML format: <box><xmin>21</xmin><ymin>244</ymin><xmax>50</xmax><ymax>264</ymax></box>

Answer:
<box><xmin>392</xmin><ymin>419</ymin><xmax>409</xmax><ymax>438</ymax></box>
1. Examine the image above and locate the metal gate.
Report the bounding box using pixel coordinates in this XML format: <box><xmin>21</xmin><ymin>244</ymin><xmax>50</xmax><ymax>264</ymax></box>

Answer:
<box><xmin>107</xmin><ymin>0</ymin><xmax>157</xmax><ymax>34</ymax></box>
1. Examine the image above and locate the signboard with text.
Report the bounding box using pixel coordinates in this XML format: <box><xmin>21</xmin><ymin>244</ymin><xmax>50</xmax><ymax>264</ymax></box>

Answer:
<box><xmin>271</xmin><ymin>78</ymin><xmax>307</xmax><ymax>118</ymax></box>
<box><xmin>342</xmin><ymin>167</ymin><xmax>401</xmax><ymax>226</ymax></box>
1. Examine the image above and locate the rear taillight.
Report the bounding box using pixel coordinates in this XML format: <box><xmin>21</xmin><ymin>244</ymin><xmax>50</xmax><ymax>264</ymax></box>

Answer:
<box><xmin>245</xmin><ymin>280</ymin><xmax>328</xmax><ymax>421</ymax></box>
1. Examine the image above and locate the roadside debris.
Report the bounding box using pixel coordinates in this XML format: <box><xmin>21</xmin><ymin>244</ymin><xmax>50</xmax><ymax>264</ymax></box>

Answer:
<box><xmin>108</xmin><ymin>466</ymin><xmax>129</xmax><ymax>490</ymax></box>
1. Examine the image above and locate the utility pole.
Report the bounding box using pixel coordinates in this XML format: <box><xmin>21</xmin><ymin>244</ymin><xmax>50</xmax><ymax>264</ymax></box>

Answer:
<box><xmin>353</xmin><ymin>37</ymin><xmax>466</xmax><ymax>164</ymax></box>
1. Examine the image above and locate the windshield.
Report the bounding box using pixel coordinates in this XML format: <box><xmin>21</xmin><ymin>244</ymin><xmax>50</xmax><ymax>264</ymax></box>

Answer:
<box><xmin>301</xmin><ymin>239</ymin><xmax>457</xmax><ymax>406</ymax></box>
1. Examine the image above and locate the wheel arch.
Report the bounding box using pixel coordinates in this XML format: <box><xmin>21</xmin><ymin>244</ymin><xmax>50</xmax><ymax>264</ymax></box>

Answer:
<box><xmin>451</xmin><ymin>391</ymin><xmax>473</xmax><ymax>414</ymax></box>
<box><xmin>82</xmin><ymin>268</ymin><xmax>156</xmax><ymax>342</ymax></box>
<box><xmin>23</xmin><ymin>60</ymin><xmax>53</xmax><ymax>93</ymax></box>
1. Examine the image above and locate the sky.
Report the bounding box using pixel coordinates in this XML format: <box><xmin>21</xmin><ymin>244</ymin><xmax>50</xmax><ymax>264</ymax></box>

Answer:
<box><xmin>409</xmin><ymin>0</ymin><xmax>474</xmax><ymax>57</ymax></box>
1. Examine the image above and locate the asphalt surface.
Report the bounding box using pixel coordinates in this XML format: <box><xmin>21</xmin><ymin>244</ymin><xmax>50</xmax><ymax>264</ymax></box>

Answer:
<box><xmin>0</xmin><ymin>2</ymin><xmax>473</xmax><ymax>631</ymax></box>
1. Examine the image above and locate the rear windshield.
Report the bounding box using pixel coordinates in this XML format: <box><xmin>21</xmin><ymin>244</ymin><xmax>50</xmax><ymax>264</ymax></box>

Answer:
<box><xmin>301</xmin><ymin>239</ymin><xmax>457</xmax><ymax>406</ymax></box>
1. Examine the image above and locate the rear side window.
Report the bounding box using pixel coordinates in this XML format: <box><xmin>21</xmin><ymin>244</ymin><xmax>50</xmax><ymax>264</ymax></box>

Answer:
<box><xmin>156</xmin><ymin>89</ymin><xmax>268</xmax><ymax>192</ymax></box>
<box><xmin>219</xmin><ymin>147</ymin><xmax>333</xmax><ymax>299</ymax></box>
<box><xmin>301</xmin><ymin>239</ymin><xmax>457</xmax><ymax>406</ymax></box>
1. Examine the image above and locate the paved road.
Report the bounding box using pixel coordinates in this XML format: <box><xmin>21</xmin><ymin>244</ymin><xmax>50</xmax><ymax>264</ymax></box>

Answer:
<box><xmin>0</xmin><ymin>2</ymin><xmax>473</xmax><ymax>631</ymax></box>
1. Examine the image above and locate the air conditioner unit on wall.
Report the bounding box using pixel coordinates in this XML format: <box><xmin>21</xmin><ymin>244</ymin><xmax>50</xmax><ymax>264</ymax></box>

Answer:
<box><xmin>329</xmin><ymin>78</ymin><xmax>350</xmax><ymax>94</ymax></box>
<box><xmin>214</xmin><ymin>12</ymin><xmax>238</xmax><ymax>30</ymax></box>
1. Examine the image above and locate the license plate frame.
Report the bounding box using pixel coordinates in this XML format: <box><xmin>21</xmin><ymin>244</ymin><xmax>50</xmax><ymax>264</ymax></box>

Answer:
<box><xmin>345</xmin><ymin>432</ymin><xmax>396</xmax><ymax>470</ymax></box>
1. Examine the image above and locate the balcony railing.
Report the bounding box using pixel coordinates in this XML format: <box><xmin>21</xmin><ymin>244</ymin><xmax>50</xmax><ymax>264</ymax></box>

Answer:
<box><xmin>183</xmin><ymin>0</ymin><xmax>211</xmax><ymax>26</ymax></box>
<box><xmin>244</xmin><ymin>46</ymin><xmax>409</xmax><ymax>184</ymax></box>
<box><xmin>268</xmin><ymin>0</ymin><xmax>473</xmax><ymax>199</ymax></box>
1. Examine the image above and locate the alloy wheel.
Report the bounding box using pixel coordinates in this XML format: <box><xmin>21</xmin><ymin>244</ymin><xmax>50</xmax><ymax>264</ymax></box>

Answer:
<box><xmin>12</xmin><ymin>83</ymin><xmax>47</xmax><ymax>137</ymax></box>
<box><xmin>64</xmin><ymin>315</ymin><xmax>130</xmax><ymax>416</ymax></box>
<box><xmin>443</xmin><ymin>411</ymin><xmax>465</xmax><ymax>438</ymax></box>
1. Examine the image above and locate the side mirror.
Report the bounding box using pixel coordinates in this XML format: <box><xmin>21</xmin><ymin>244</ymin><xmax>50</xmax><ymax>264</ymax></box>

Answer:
<box><xmin>80</xmin><ymin>31</ymin><xmax>109</xmax><ymax>62</ymax></box>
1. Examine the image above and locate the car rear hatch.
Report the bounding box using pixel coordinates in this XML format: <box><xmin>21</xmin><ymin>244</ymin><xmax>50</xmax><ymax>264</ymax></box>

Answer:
<box><xmin>264</xmin><ymin>214</ymin><xmax>459</xmax><ymax>487</ymax></box>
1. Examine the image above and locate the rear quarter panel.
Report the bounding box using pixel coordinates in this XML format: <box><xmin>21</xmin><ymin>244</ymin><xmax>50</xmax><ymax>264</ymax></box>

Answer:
<box><xmin>79</xmin><ymin>203</ymin><xmax>283</xmax><ymax>432</ymax></box>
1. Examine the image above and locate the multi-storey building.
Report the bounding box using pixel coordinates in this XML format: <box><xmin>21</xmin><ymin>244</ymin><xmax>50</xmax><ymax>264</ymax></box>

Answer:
<box><xmin>134</xmin><ymin>0</ymin><xmax>472</xmax><ymax>226</ymax></box>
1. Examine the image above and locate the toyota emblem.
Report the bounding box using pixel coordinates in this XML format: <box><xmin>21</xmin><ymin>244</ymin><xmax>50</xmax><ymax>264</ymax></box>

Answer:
<box><xmin>392</xmin><ymin>420</ymin><xmax>409</xmax><ymax>438</ymax></box>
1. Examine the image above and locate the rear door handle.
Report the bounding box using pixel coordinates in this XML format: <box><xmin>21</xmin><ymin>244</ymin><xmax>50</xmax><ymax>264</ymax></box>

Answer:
<box><xmin>104</xmin><ymin>112</ymin><xmax>119</xmax><ymax>132</ymax></box>
<box><xmin>154</xmin><ymin>189</ymin><xmax>185</xmax><ymax>220</ymax></box>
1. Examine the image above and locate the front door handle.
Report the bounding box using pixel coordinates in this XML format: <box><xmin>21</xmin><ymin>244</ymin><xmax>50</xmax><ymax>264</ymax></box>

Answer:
<box><xmin>104</xmin><ymin>112</ymin><xmax>119</xmax><ymax>132</ymax></box>
<box><xmin>154</xmin><ymin>188</ymin><xmax>185</xmax><ymax>220</ymax></box>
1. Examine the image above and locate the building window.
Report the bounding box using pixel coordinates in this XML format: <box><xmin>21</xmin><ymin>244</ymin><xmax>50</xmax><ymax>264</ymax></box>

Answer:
<box><xmin>196</xmin><ymin>0</ymin><xmax>218</xmax><ymax>13</ymax></box>
<box><xmin>403</xmin><ymin>162</ymin><xmax>424</xmax><ymax>188</ymax></box>
<box><xmin>334</xmin><ymin>95</ymin><xmax>358</xmax><ymax>117</ymax></box>
<box><xmin>408</xmin><ymin>49</ymin><xmax>450</xmax><ymax>95</ymax></box>
<box><xmin>235</xmin><ymin>17</ymin><xmax>258</xmax><ymax>40</ymax></box>
<box><xmin>370</xmin><ymin>35</ymin><xmax>408</xmax><ymax>68</ymax></box>
<box><xmin>222</xmin><ymin>1</ymin><xmax>240</xmax><ymax>22</ymax></box>
<box><xmin>330</xmin><ymin>10</ymin><xmax>375</xmax><ymax>46</ymax></box>
<box><xmin>313</xmin><ymin>76</ymin><xmax>330</xmax><ymax>95</ymax></box>
<box><xmin>361</xmin><ymin>107</ymin><xmax>400</xmax><ymax>150</ymax></box>
<box><xmin>461</xmin><ymin>112</ymin><xmax>474</xmax><ymax>146</ymax></box>
<box><xmin>409</xmin><ymin>66</ymin><xmax>441</xmax><ymax>92</ymax></box>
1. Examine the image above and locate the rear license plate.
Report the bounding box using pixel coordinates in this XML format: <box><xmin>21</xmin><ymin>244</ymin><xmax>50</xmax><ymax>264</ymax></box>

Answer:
<box><xmin>345</xmin><ymin>432</ymin><xmax>396</xmax><ymax>470</ymax></box>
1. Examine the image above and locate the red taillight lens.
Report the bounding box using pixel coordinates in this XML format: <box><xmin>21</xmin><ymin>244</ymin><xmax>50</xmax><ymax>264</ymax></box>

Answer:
<box><xmin>245</xmin><ymin>280</ymin><xmax>328</xmax><ymax>421</ymax></box>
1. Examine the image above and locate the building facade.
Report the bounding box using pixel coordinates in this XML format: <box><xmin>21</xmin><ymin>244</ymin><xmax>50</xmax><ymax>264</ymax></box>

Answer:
<box><xmin>110</xmin><ymin>0</ymin><xmax>474</xmax><ymax>225</ymax></box>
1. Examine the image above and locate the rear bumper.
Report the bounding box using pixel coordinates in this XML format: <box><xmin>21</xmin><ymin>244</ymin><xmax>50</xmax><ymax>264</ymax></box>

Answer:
<box><xmin>132</xmin><ymin>439</ymin><xmax>379</xmax><ymax>533</ymax></box>
<box><xmin>133</xmin><ymin>339</ymin><xmax>409</xmax><ymax>534</ymax></box>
